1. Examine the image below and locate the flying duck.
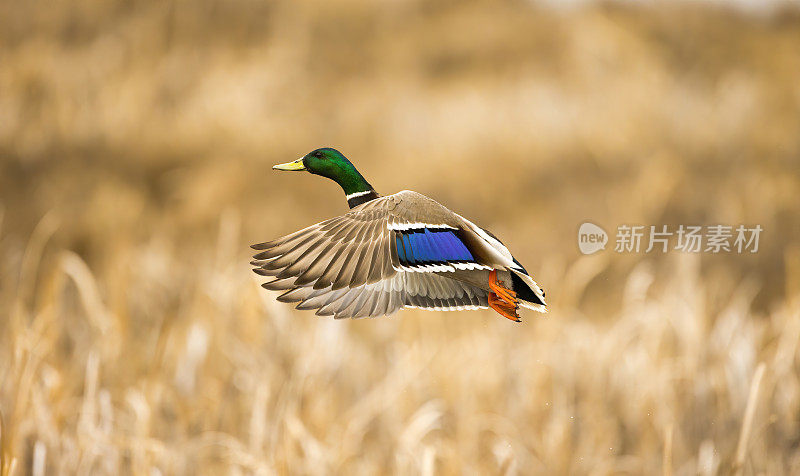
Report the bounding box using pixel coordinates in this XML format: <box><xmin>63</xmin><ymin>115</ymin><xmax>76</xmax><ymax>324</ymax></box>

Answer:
<box><xmin>251</xmin><ymin>148</ymin><xmax>546</xmax><ymax>322</ymax></box>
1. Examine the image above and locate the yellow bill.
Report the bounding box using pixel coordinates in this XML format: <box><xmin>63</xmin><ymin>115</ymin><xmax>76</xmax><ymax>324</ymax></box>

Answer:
<box><xmin>272</xmin><ymin>158</ymin><xmax>306</xmax><ymax>171</ymax></box>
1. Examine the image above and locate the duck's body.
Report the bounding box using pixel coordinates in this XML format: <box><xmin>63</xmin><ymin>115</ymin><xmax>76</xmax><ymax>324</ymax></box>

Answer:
<box><xmin>252</xmin><ymin>148</ymin><xmax>546</xmax><ymax>321</ymax></box>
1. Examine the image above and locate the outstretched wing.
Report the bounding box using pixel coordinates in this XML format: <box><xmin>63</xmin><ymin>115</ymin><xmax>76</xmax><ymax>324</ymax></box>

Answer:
<box><xmin>251</xmin><ymin>192</ymin><xmax>491</xmax><ymax>318</ymax></box>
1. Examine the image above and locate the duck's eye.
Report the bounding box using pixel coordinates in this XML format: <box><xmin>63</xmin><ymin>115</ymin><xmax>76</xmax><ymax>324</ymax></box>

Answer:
<box><xmin>314</xmin><ymin>151</ymin><xmax>324</xmax><ymax>158</ymax></box>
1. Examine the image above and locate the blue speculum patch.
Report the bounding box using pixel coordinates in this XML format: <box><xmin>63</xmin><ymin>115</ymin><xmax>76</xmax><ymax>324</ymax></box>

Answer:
<box><xmin>395</xmin><ymin>229</ymin><xmax>474</xmax><ymax>266</ymax></box>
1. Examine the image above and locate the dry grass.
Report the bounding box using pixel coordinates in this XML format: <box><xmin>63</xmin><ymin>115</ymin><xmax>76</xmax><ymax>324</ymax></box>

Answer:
<box><xmin>2</xmin><ymin>0</ymin><xmax>800</xmax><ymax>474</ymax></box>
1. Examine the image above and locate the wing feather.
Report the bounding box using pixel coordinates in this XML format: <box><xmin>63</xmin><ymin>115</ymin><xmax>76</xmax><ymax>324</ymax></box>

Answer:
<box><xmin>330</xmin><ymin>222</ymin><xmax>373</xmax><ymax>289</ymax></box>
<box><xmin>314</xmin><ymin>245</ymin><xmax>350</xmax><ymax>290</ymax></box>
<box><xmin>293</xmin><ymin>240</ymin><xmax>340</xmax><ymax>285</ymax></box>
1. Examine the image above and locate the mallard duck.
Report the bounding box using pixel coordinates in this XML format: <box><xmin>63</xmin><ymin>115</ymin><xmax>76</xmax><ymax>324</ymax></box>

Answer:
<box><xmin>251</xmin><ymin>148</ymin><xmax>546</xmax><ymax>322</ymax></box>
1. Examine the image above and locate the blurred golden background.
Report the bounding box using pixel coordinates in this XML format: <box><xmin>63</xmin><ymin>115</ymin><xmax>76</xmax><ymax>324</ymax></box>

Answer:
<box><xmin>2</xmin><ymin>0</ymin><xmax>800</xmax><ymax>474</ymax></box>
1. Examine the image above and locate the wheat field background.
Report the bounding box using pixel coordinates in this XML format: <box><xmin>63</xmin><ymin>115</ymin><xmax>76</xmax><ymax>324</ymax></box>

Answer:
<box><xmin>1</xmin><ymin>0</ymin><xmax>800</xmax><ymax>474</ymax></box>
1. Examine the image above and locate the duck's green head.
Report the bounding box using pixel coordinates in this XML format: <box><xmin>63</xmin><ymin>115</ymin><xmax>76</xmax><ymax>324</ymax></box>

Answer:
<box><xmin>273</xmin><ymin>148</ymin><xmax>375</xmax><ymax>199</ymax></box>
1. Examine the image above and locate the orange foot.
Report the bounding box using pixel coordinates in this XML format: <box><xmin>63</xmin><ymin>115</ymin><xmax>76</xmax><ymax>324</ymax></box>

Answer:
<box><xmin>487</xmin><ymin>269</ymin><xmax>520</xmax><ymax>322</ymax></box>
